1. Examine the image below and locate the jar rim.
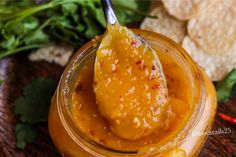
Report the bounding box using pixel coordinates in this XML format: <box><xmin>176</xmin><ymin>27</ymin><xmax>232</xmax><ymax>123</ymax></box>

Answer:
<box><xmin>56</xmin><ymin>29</ymin><xmax>206</xmax><ymax>156</ymax></box>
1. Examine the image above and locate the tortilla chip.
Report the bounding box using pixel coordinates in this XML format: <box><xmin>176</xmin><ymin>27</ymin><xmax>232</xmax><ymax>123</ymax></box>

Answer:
<box><xmin>162</xmin><ymin>0</ymin><xmax>214</xmax><ymax>20</ymax></box>
<box><xmin>29</xmin><ymin>45</ymin><xmax>73</xmax><ymax>66</ymax></box>
<box><xmin>141</xmin><ymin>5</ymin><xmax>186</xmax><ymax>43</ymax></box>
<box><xmin>182</xmin><ymin>36</ymin><xmax>236</xmax><ymax>81</ymax></box>
<box><xmin>188</xmin><ymin>0</ymin><xmax>236</xmax><ymax>54</ymax></box>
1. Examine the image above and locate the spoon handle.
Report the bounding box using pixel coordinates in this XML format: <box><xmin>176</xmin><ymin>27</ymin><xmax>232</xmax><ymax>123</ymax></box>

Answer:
<box><xmin>100</xmin><ymin>0</ymin><xmax>118</xmax><ymax>25</ymax></box>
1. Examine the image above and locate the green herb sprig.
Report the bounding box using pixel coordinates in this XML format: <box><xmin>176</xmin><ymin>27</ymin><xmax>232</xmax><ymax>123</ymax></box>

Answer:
<box><xmin>216</xmin><ymin>69</ymin><xmax>236</xmax><ymax>102</ymax></box>
<box><xmin>13</xmin><ymin>77</ymin><xmax>56</xmax><ymax>149</ymax></box>
<box><xmin>0</xmin><ymin>0</ymin><xmax>151</xmax><ymax>58</ymax></box>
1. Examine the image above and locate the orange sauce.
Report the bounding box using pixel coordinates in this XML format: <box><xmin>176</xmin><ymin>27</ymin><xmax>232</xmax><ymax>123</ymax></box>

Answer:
<box><xmin>48</xmin><ymin>28</ymin><xmax>217</xmax><ymax>157</ymax></box>
<box><xmin>93</xmin><ymin>24</ymin><xmax>168</xmax><ymax>140</ymax></box>
<box><xmin>71</xmin><ymin>42</ymin><xmax>193</xmax><ymax>151</ymax></box>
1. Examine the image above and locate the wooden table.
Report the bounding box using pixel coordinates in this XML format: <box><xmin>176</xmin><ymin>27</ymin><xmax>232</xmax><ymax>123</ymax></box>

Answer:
<box><xmin>0</xmin><ymin>55</ymin><xmax>235</xmax><ymax>157</ymax></box>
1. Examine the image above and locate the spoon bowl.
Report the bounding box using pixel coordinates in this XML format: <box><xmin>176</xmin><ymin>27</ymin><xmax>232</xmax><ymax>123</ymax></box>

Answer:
<box><xmin>93</xmin><ymin>0</ymin><xmax>168</xmax><ymax>140</ymax></box>
<box><xmin>99</xmin><ymin>0</ymin><xmax>165</xmax><ymax>80</ymax></box>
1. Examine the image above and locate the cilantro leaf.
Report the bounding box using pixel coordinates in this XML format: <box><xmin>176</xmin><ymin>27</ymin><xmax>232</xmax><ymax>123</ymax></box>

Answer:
<box><xmin>13</xmin><ymin>77</ymin><xmax>56</xmax><ymax>149</ymax></box>
<box><xmin>13</xmin><ymin>77</ymin><xmax>56</xmax><ymax>124</ymax></box>
<box><xmin>216</xmin><ymin>69</ymin><xmax>236</xmax><ymax>102</ymax></box>
<box><xmin>0</xmin><ymin>35</ymin><xmax>19</xmax><ymax>50</ymax></box>
<box><xmin>15</xmin><ymin>123</ymin><xmax>37</xmax><ymax>149</ymax></box>
<box><xmin>113</xmin><ymin>0</ymin><xmax>151</xmax><ymax>24</ymax></box>
<box><xmin>61</xmin><ymin>3</ymin><xmax>78</xmax><ymax>16</ymax></box>
<box><xmin>24</xmin><ymin>29</ymin><xmax>49</xmax><ymax>45</ymax></box>
<box><xmin>0</xmin><ymin>0</ymin><xmax>151</xmax><ymax>58</ymax></box>
<box><xmin>81</xmin><ymin>6</ymin><xmax>103</xmax><ymax>39</ymax></box>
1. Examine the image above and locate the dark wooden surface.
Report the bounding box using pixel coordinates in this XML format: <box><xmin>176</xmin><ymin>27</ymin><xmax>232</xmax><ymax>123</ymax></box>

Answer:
<box><xmin>0</xmin><ymin>55</ymin><xmax>235</xmax><ymax>157</ymax></box>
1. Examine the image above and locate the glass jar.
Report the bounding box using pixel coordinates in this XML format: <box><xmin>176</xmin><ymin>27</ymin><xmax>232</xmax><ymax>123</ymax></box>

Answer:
<box><xmin>48</xmin><ymin>29</ymin><xmax>217</xmax><ymax>157</ymax></box>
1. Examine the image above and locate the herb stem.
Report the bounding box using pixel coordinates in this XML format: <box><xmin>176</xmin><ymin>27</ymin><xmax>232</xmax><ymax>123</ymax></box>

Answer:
<box><xmin>0</xmin><ymin>0</ymin><xmax>83</xmax><ymax>22</ymax></box>
<box><xmin>0</xmin><ymin>44</ymin><xmax>49</xmax><ymax>58</ymax></box>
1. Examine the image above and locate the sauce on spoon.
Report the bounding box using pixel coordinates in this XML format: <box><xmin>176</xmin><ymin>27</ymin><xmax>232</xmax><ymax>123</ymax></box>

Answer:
<box><xmin>94</xmin><ymin>23</ymin><xmax>168</xmax><ymax>140</ymax></box>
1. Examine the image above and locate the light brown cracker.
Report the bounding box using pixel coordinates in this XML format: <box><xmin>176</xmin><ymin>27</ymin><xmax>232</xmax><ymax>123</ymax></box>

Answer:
<box><xmin>141</xmin><ymin>5</ymin><xmax>186</xmax><ymax>43</ymax></box>
<box><xmin>162</xmin><ymin>0</ymin><xmax>215</xmax><ymax>20</ymax></box>
<box><xmin>29</xmin><ymin>45</ymin><xmax>73</xmax><ymax>67</ymax></box>
<box><xmin>182</xmin><ymin>36</ymin><xmax>236</xmax><ymax>81</ymax></box>
<box><xmin>188</xmin><ymin>0</ymin><xmax>236</xmax><ymax>54</ymax></box>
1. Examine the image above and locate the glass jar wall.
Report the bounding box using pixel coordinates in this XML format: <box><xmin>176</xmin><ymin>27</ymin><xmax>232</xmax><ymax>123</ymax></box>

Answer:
<box><xmin>48</xmin><ymin>29</ymin><xmax>217</xmax><ymax>157</ymax></box>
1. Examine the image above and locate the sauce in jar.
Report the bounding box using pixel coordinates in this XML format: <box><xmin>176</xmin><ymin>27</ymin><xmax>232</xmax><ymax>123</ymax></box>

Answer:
<box><xmin>48</xmin><ymin>29</ymin><xmax>216</xmax><ymax>157</ymax></box>
<box><xmin>93</xmin><ymin>24</ymin><xmax>168</xmax><ymax>140</ymax></box>
<box><xmin>71</xmin><ymin>25</ymin><xmax>193</xmax><ymax>151</ymax></box>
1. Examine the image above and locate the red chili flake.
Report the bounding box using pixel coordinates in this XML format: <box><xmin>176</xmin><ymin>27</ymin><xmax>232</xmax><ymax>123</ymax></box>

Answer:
<box><xmin>218</xmin><ymin>113</ymin><xmax>236</xmax><ymax>124</ymax></box>
<box><xmin>131</xmin><ymin>40</ymin><xmax>137</xmax><ymax>47</ymax></box>
<box><xmin>152</xmin><ymin>65</ymin><xmax>156</xmax><ymax>70</ymax></box>
<box><xmin>170</xmin><ymin>77</ymin><xmax>175</xmax><ymax>82</ymax></box>
<box><xmin>112</xmin><ymin>69</ymin><xmax>118</xmax><ymax>73</ymax></box>
<box><xmin>149</xmin><ymin>75</ymin><xmax>156</xmax><ymax>80</ymax></box>
<box><xmin>136</xmin><ymin>60</ymin><xmax>141</xmax><ymax>65</ymax></box>
<box><xmin>89</xmin><ymin>130</ymin><xmax>95</xmax><ymax>136</ymax></box>
<box><xmin>152</xmin><ymin>84</ymin><xmax>160</xmax><ymax>89</ymax></box>
<box><xmin>99</xmin><ymin>139</ymin><xmax>107</xmax><ymax>144</ymax></box>
<box><xmin>100</xmin><ymin>62</ymin><xmax>104</xmax><ymax>68</ymax></box>
<box><xmin>94</xmin><ymin>81</ymin><xmax>97</xmax><ymax>85</ymax></box>
<box><xmin>139</xmin><ymin>64</ymin><xmax>147</xmax><ymax>70</ymax></box>
<box><xmin>75</xmin><ymin>82</ymin><xmax>83</xmax><ymax>92</ymax></box>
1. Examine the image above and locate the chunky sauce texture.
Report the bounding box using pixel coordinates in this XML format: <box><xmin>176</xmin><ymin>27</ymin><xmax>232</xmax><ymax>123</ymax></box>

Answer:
<box><xmin>71</xmin><ymin>39</ymin><xmax>192</xmax><ymax>151</ymax></box>
<box><xmin>93</xmin><ymin>24</ymin><xmax>168</xmax><ymax>140</ymax></box>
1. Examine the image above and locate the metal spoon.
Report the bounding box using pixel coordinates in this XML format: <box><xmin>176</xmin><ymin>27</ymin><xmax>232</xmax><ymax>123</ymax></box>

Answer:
<box><xmin>99</xmin><ymin>0</ymin><xmax>166</xmax><ymax>82</ymax></box>
<box><xmin>100</xmin><ymin>0</ymin><xmax>117</xmax><ymax>25</ymax></box>
<box><xmin>93</xmin><ymin>0</ymin><xmax>168</xmax><ymax>140</ymax></box>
